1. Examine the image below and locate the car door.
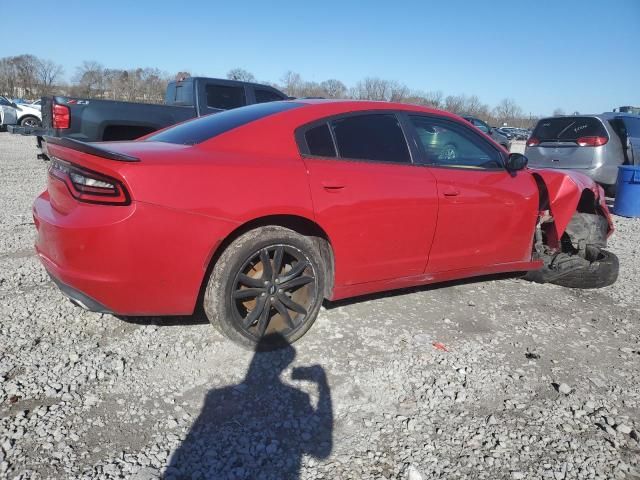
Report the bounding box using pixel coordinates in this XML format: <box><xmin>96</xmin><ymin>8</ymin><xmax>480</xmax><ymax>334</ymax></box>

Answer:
<box><xmin>299</xmin><ymin>112</ymin><xmax>439</xmax><ymax>286</ymax></box>
<box><xmin>0</xmin><ymin>97</ymin><xmax>17</xmax><ymax>125</ymax></box>
<box><xmin>406</xmin><ymin>114</ymin><xmax>539</xmax><ymax>273</ymax></box>
<box><xmin>623</xmin><ymin>117</ymin><xmax>640</xmax><ymax>165</ymax></box>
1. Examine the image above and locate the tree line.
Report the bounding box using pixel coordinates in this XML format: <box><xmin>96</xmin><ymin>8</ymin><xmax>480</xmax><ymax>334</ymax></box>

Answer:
<box><xmin>1</xmin><ymin>54</ymin><xmax>539</xmax><ymax>128</ymax></box>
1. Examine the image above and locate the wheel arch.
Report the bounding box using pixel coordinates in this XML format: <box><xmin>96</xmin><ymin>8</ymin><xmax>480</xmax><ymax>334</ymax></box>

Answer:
<box><xmin>198</xmin><ymin>214</ymin><xmax>335</xmax><ymax>309</ymax></box>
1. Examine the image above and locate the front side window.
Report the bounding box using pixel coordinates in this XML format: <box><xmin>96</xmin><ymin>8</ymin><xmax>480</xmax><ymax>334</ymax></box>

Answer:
<box><xmin>410</xmin><ymin>116</ymin><xmax>503</xmax><ymax>169</ymax></box>
<box><xmin>330</xmin><ymin>114</ymin><xmax>410</xmax><ymax>163</ymax></box>
<box><xmin>205</xmin><ymin>84</ymin><xmax>246</xmax><ymax>110</ymax></box>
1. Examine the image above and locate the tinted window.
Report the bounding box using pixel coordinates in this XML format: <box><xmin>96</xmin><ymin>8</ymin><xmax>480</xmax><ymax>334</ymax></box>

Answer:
<box><xmin>147</xmin><ymin>102</ymin><xmax>302</xmax><ymax>145</ymax></box>
<box><xmin>305</xmin><ymin>124</ymin><xmax>336</xmax><ymax>157</ymax></box>
<box><xmin>623</xmin><ymin>118</ymin><xmax>640</xmax><ymax>137</ymax></box>
<box><xmin>166</xmin><ymin>83</ymin><xmax>194</xmax><ymax>106</ymax></box>
<box><xmin>0</xmin><ymin>97</ymin><xmax>10</xmax><ymax>106</ymax></box>
<box><xmin>206</xmin><ymin>84</ymin><xmax>246</xmax><ymax>110</ymax></box>
<box><xmin>331</xmin><ymin>114</ymin><xmax>410</xmax><ymax>163</ymax></box>
<box><xmin>410</xmin><ymin>116</ymin><xmax>502</xmax><ymax>169</ymax></box>
<box><xmin>533</xmin><ymin>117</ymin><xmax>607</xmax><ymax>141</ymax></box>
<box><xmin>472</xmin><ymin>118</ymin><xmax>490</xmax><ymax>133</ymax></box>
<box><xmin>255</xmin><ymin>89</ymin><xmax>285</xmax><ymax>104</ymax></box>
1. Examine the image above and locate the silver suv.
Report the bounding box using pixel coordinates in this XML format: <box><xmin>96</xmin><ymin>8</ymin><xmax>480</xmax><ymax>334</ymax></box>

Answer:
<box><xmin>526</xmin><ymin>114</ymin><xmax>640</xmax><ymax>195</ymax></box>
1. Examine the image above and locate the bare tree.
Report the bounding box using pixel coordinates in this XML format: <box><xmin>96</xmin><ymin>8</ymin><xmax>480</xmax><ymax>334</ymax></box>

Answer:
<box><xmin>350</xmin><ymin>77</ymin><xmax>408</xmax><ymax>101</ymax></box>
<box><xmin>74</xmin><ymin>61</ymin><xmax>106</xmax><ymax>97</ymax></box>
<box><xmin>281</xmin><ymin>71</ymin><xmax>304</xmax><ymax>97</ymax></box>
<box><xmin>444</xmin><ymin>95</ymin><xmax>466</xmax><ymax>114</ymax></box>
<box><xmin>493</xmin><ymin>98</ymin><xmax>524</xmax><ymax>125</ymax></box>
<box><xmin>320</xmin><ymin>79</ymin><xmax>347</xmax><ymax>98</ymax></box>
<box><xmin>36</xmin><ymin>59</ymin><xmax>63</xmax><ymax>96</ymax></box>
<box><xmin>226</xmin><ymin>68</ymin><xmax>255</xmax><ymax>82</ymax></box>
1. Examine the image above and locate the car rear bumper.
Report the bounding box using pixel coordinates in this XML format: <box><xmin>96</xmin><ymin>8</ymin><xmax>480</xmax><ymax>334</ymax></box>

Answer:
<box><xmin>48</xmin><ymin>273</ymin><xmax>112</xmax><ymax>314</ymax></box>
<box><xmin>33</xmin><ymin>192</ymin><xmax>234</xmax><ymax>316</ymax></box>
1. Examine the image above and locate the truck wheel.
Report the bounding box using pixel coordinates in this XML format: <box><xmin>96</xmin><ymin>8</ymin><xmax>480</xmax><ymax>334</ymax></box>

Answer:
<box><xmin>20</xmin><ymin>116</ymin><xmax>41</xmax><ymax>128</ymax></box>
<box><xmin>525</xmin><ymin>247</ymin><xmax>618</xmax><ymax>289</ymax></box>
<box><xmin>203</xmin><ymin>226</ymin><xmax>326</xmax><ymax>349</ymax></box>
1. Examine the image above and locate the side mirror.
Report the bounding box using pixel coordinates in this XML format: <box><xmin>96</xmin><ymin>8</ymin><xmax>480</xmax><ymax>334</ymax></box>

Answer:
<box><xmin>487</xmin><ymin>127</ymin><xmax>493</xmax><ymax>135</ymax></box>
<box><xmin>10</xmin><ymin>102</ymin><xmax>18</xmax><ymax>108</ymax></box>
<box><xmin>506</xmin><ymin>153</ymin><xmax>528</xmax><ymax>172</ymax></box>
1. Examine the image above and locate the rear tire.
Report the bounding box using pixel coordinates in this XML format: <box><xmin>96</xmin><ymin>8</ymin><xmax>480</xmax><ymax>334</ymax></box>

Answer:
<box><xmin>525</xmin><ymin>248</ymin><xmax>618</xmax><ymax>289</ymax></box>
<box><xmin>203</xmin><ymin>226</ymin><xmax>326</xmax><ymax>349</ymax></box>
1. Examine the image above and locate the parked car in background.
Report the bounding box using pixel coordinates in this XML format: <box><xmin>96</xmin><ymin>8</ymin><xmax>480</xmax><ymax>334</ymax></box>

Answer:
<box><xmin>0</xmin><ymin>95</ymin><xmax>42</xmax><ymax>128</ymax></box>
<box><xmin>461</xmin><ymin>115</ymin><xmax>511</xmax><ymax>151</ymax></box>
<box><xmin>34</xmin><ymin>100</ymin><xmax>617</xmax><ymax>348</ymax></box>
<box><xmin>526</xmin><ymin>113</ymin><xmax>640</xmax><ymax>196</ymax></box>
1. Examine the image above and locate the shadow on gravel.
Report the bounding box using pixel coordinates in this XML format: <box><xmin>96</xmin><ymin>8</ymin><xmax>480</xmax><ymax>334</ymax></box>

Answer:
<box><xmin>116</xmin><ymin>311</ymin><xmax>209</xmax><ymax>327</ymax></box>
<box><xmin>164</xmin><ymin>333</ymin><xmax>333</xmax><ymax>480</ymax></box>
<box><xmin>325</xmin><ymin>271</ymin><xmax>524</xmax><ymax>309</ymax></box>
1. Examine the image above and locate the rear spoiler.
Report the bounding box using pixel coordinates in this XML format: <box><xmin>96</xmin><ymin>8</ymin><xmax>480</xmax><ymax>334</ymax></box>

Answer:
<box><xmin>43</xmin><ymin>136</ymin><xmax>140</xmax><ymax>162</ymax></box>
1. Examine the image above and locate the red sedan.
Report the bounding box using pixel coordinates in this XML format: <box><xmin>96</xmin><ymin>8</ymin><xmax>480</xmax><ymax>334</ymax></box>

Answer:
<box><xmin>33</xmin><ymin>100</ymin><xmax>618</xmax><ymax>348</ymax></box>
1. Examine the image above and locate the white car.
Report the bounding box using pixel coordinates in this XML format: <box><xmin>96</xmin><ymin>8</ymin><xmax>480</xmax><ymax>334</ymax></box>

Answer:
<box><xmin>0</xmin><ymin>96</ymin><xmax>42</xmax><ymax>128</ymax></box>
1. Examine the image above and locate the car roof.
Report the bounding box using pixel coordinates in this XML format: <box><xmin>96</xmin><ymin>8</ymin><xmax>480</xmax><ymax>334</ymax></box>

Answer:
<box><xmin>285</xmin><ymin>98</ymin><xmax>462</xmax><ymax>120</ymax></box>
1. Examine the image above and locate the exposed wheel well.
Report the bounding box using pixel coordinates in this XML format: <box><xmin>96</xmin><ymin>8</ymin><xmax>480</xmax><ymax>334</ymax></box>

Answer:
<box><xmin>575</xmin><ymin>189</ymin><xmax>598</xmax><ymax>214</ymax></box>
<box><xmin>198</xmin><ymin>215</ymin><xmax>335</xmax><ymax>308</ymax></box>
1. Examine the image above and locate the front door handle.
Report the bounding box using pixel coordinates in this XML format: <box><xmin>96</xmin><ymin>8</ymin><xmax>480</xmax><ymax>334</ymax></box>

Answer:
<box><xmin>321</xmin><ymin>181</ymin><xmax>345</xmax><ymax>191</ymax></box>
<box><xmin>443</xmin><ymin>188</ymin><xmax>460</xmax><ymax>197</ymax></box>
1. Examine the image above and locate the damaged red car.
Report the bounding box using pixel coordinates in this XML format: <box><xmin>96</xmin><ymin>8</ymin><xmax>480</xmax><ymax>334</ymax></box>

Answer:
<box><xmin>33</xmin><ymin>100</ymin><xmax>618</xmax><ymax>348</ymax></box>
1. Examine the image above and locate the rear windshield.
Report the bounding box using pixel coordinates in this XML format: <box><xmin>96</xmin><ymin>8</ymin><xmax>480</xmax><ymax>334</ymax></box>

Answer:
<box><xmin>533</xmin><ymin>117</ymin><xmax>607</xmax><ymax>142</ymax></box>
<box><xmin>147</xmin><ymin>101</ymin><xmax>302</xmax><ymax>145</ymax></box>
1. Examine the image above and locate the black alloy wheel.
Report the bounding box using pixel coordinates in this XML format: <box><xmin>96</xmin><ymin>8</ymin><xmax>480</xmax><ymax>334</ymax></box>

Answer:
<box><xmin>231</xmin><ymin>244</ymin><xmax>317</xmax><ymax>340</ymax></box>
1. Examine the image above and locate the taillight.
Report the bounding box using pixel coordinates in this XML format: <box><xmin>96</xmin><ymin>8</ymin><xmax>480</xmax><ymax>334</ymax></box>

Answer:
<box><xmin>48</xmin><ymin>157</ymin><xmax>130</xmax><ymax>205</ymax></box>
<box><xmin>526</xmin><ymin>137</ymin><xmax>540</xmax><ymax>147</ymax></box>
<box><xmin>52</xmin><ymin>104</ymin><xmax>70</xmax><ymax>129</ymax></box>
<box><xmin>576</xmin><ymin>136</ymin><xmax>608</xmax><ymax>147</ymax></box>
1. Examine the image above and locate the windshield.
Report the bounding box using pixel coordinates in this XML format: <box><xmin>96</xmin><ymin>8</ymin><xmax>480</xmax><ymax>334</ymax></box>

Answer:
<box><xmin>146</xmin><ymin>101</ymin><xmax>302</xmax><ymax>145</ymax></box>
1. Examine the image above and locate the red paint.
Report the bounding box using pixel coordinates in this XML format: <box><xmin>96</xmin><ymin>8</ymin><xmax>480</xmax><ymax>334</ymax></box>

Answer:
<box><xmin>33</xmin><ymin>100</ymin><xmax>613</xmax><ymax>316</ymax></box>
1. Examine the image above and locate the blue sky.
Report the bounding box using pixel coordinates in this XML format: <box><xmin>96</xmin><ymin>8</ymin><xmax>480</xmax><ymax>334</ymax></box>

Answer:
<box><xmin>2</xmin><ymin>0</ymin><xmax>638</xmax><ymax>115</ymax></box>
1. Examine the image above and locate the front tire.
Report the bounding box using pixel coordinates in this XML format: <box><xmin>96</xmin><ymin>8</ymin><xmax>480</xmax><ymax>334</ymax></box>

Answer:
<box><xmin>526</xmin><ymin>248</ymin><xmax>618</xmax><ymax>289</ymax></box>
<box><xmin>203</xmin><ymin>226</ymin><xmax>326</xmax><ymax>349</ymax></box>
<box><xmin>20</xmin><ymin>115</ymin><xmax>41</xmax><ymax>128</ymax></box>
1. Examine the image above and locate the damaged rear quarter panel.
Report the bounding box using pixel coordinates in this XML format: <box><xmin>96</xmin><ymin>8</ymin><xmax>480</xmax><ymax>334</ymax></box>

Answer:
<box><xmin>530</xmin><ymin>168</ymin><xmax>614</xmax><ymax>239</ymax></box>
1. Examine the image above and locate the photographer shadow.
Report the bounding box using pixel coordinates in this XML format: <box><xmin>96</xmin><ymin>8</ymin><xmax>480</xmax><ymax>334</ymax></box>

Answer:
<box><xmin>164</xmin><ymin>333</ymin><xmax>333</xmax><ymax>480</ymax></box>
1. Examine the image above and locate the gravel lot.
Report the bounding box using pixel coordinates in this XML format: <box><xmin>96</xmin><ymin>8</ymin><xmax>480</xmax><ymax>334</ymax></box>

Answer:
<box><xmin>1</xmin><ymin>132</ymin><xmax>639</xmax><ymax>480</ymax></box>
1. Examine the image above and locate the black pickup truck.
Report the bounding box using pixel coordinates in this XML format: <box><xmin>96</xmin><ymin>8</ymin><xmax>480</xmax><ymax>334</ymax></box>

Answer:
<box><xmin>10</xmin><ymin>77</ymin><xmax>288</xmax><ymax>157</ymax></box>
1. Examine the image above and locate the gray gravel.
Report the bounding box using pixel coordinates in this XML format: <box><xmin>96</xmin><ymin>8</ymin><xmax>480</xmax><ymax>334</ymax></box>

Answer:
<box><xmin>1</xmin><ymin>132</ymin><xmax>639</xmax><ymax>479</ymax></box>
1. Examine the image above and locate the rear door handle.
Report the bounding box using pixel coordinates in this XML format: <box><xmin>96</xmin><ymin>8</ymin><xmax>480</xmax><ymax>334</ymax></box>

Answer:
<box><xmin>443</xmin><ymin>188</ymin><xmax>460</xmax><ymax>197</ymax></box>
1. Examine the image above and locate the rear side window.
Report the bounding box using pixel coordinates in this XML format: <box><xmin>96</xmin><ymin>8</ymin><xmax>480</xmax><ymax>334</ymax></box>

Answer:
<box><xmin>255</xmin><ymin>89</ymin><xmax>285</xmax><ymax>104</ymax></box>
<box><xmin>206</xmin><ymin>84</ymin><xmax>246</xmax><ymax>110</ymax></box>
<box><xmin>305</xmin><ymin>124</ymin><xmax>336</xmax><ymax>157</ymax></box>
<box><xmin>331</xmin><ymin>114</ymin><xmax>410</xmax><ymax>163</ymax></box>
<box><xmin>146</xmin><ymin>102</ymin><xmax>302</xmax><ymax>145</ymax></box>
<box><xmin>623</xmin><ymin>118</ymin><xmax>640</xmax><ymax>137</ymax></box>
<box><xmin>533</xmin><ymin>117</ymin><xmax>607</xmax><ymax>141</ymax></box>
